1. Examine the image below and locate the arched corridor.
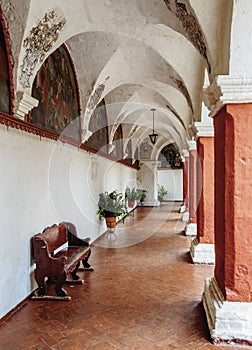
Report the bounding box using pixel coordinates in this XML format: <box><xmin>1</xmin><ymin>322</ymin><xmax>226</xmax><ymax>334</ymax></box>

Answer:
<box><xmin>1</xmin><ymin>0</ymin><xmax>252</xmax><ymax>346</ymax></box>
<box><xmin>0</xmin><ymin>204</ymin><xmax>246</xmax><ymax>350</ymax></box>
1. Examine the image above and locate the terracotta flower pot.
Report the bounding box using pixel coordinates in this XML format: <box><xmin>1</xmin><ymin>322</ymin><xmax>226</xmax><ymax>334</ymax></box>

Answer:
<box><xmin>105</xmin><ymin>216</ymin><xmax>116</xmax><ymax>229</ymax></box>
<box><xmin>128</xmin><ymin>200</ymin><xmax>136</xmax><ymax>208</ymax></box>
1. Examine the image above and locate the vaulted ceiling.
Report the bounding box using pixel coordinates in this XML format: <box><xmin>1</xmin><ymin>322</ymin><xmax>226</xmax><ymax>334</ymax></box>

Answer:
<box><xmin>1</xmin><ymin>0</ymin><xmax>233</xmax><ymax>155</ymax></box>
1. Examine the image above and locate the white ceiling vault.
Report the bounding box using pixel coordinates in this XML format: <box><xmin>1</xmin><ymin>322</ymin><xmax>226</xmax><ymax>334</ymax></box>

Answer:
<box><xmin>1</xmin><ymin>0</ymin><xmax>234</xmax><ymax>154</ymax></box>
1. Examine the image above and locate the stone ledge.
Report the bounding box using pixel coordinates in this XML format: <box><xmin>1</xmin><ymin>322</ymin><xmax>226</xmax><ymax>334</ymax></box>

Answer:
<box><xmin>190</xmin><ymin>238</ymin><xmax>215</xmax><ymax>264</ymax></box>
<box><xmin>185</xmin><ymin>223</ymin><xmax>197</xmax><ymax>236</ymax></box>
<box><xmin>182</xmin><ymin>211</ymin><xmax>189</xmax><ymax>222</ymax></box>
<box><xmin>202</xmin><ymin>277</ymin><xmax>252</xmax><ymax>345</ymax></box>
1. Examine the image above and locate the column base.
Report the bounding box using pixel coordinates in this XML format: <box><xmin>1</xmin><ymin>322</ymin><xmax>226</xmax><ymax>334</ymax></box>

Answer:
<box><xmin>190</xmin><ymin>238</ymin><xmax>215</xmax><ymax>264</ymax></box>
<box><xmin>185</xmin><ymin>223</ymin><xmax>197</xmax><ymax>236</ymax></box>
<box><xmin>139</xmin><ymin>200</ymin><xmax>160</xmax><ymax>207</ymax></box>
<box><xmin>179</xmin><ymin>204</ymin><xmax>186</xmax><ymax>213</ymax></box>
<box><xmin>202</xmin><ymin>277</ymin><xmax>252</xmax><ymax>346</ymax></box>
<box><xmin>182</xmin><ymin>211</ymin><xmax>189</xmax><ymax>222</ymax></box>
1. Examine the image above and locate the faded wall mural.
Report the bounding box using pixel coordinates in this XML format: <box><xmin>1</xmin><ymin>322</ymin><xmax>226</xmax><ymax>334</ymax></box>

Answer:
<box><xmin>0</xmin><ymin>21</ymin><xmax>10</xmax><ymax>114</ymax></box>
<box><xmin>31</xmin><ymin>45</ymin><xmax>80</xmax><ymax>141</ymax></box>
<box><xmin>158</xmin><ymin>143</ymin><xmax>182</xmax><ymax>168</ymax></box>
<box><xmin>87</xmin><ymin>99</ymin><xmax>109</xmax><ymax>152</ymax></box>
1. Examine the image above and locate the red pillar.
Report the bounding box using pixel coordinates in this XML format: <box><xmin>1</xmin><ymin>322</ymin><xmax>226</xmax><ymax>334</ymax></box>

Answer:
<box><xmin>182</xmin><ymin>162</ymin><xmax>187</xmax><ymax>205</ymax></box>
<box><xmin>184</xmin><ymin>156</ymin><xmax>189</xmax><ymax>211</ymax></box>
<box><xmin>202</xmin><ymin>77</ymin><xmax>252</xmax><ymax>344</ymax></box>
<box><xmin>214</xmin><ymin>103</ymin><xmax>252</xmax><ymax>302</ymax></box>
<box><xmin>190</xmin><ymin>133</ymin><xmax>215</xmax><ymax>264</ymax></box>
<box><xmin>189</xmin><ymin>148</ymin><xmax>197</xmax><ymax>224</ymax></box>
<box><xmin>185</xmin><ymin>141</ymin><xmax>197</xmax><ymax>235</ymax></box>
<box><xmin>197</xmin><ymin>137</ymin><xmax>214</xmax><ymax>245</ymax></box>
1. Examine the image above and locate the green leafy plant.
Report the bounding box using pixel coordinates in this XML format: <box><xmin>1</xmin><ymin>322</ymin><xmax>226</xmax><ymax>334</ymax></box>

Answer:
<box><xmin>137</xmin><ymin>189</ymin><xmax>147</xmax><ymax>202</ymax></box>
<box><xmin>125</xmin><ymin>187</ymin><xmax>141</xmax><ymax>201</ymax></box>
<box><xmin>97</xmin><ymin>190</ymin><xmax>127</xmax><ymax>220</ymax></box>
<box><xmin>158</xmin><ymin>185</ymin><xmax>168</xmax><ymax>201</ymax></box>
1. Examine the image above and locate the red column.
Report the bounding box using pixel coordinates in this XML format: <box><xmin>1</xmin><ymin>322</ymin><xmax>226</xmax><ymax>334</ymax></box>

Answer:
<box><xmin>182</xmin><ymin>162</ymin><xmax>187</xmax><ymax>205</ymax></box>
<box><xmin>189</xmin><ymin>148</ymin><xmax>197</xmax><ymax>224</ymax></box>
<box><xmin>196</xmin><ymin>137</ymin><xmax>214</xmax><ymax>244</ymax></box>
<box><xmin>214</xmin><ymin>103</ymin><xmax>252</xmax><ymax>302</ymax></box>
<box><xmin>184</xmin><ymin>156</ymin><xmax>189</xmax><ymax>211</ymax></box>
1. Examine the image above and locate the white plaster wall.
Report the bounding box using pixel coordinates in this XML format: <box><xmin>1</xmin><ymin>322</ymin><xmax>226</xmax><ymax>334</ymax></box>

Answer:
<box><xmin>157</xmin><ymin>169</ymin><xmax>183</xmax><ymax>201</ymax></box>
<box><xmin>0</xmin><ymin>124</ymin><xmax>136</xmax><ymax>319</ymax></box>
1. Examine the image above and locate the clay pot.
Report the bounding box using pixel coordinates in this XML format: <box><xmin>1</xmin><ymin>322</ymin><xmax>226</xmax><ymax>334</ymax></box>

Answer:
<box><xmin>105</xmin><ymin>216</ymin><xmax>116</xmax><ymax>229</ymax></box>
<box><xmin>128</xmin><ymin>200</ymin><xmax>136</xmax><ymax>208</ymax></box>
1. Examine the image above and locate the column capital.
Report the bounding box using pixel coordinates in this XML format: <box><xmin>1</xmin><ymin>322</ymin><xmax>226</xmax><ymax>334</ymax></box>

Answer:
<box><xmin>14</xmin><ymin>91</ymin><xmax>39</xmax><ymax>119</ymax></box>
<box><xmin>203</xmin><ymin>75</ymin><xmax>252</xmax><ymax>117</ymax></box>
<box><xmin>194</xmin><ymin>121</ymin><xmax>214</xmax><ymax>138</ymax></box>
<box><xmin>187</xmin><ymin>140</ymin><xmax>197</xmax><ymax>151</ymax></box>
<box><xmin>181</xmin><ymin>149</ymin><xmax>189</xmax><ymax>161</ymax></box>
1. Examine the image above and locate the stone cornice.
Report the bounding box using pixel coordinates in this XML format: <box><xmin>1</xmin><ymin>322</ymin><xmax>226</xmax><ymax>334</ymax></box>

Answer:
<box><xmin>187</xmin><ymin>140</ymin><xmax>197</xmax><ymax>151</ymax></box>
<box><xmin>194</xmin><ymin>122</ymin><xmax>214</xmax><ymax>138</ymax></box>
<box><xmin>203</xmin><ymin>75</ymin><xmax>252</xmax><ymax>117</ymax></box>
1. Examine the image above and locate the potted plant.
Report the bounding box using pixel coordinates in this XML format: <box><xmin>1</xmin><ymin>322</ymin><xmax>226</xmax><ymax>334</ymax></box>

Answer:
<box><xmin>158</xmin><ymin>185</ymin><xmax>168</xmax><ymax>202</ymax></box>
<box><xmin>137</xmin><ymin>189</ymin><xmax>147</xmax><ymax>204</ymax></box>
<box><xmin>97</xmin><ymin>190</ymin><xmax>128</xmax><ymax>230</ymax></box>
<box><xmin>125</xmin><ymin>186</ymin><xmax>141</xmax><ymax>208</ymax></box>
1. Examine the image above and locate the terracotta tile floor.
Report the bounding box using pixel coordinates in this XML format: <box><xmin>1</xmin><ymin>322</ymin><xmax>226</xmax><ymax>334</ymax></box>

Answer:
<box><xmin>0</xmin><ymin>203</ymin><xmax>248</xmax><ymax>349</ymax></box>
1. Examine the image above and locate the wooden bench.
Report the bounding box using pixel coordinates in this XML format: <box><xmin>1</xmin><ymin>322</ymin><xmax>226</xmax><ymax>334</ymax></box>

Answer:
<box><xmin>32</xmin><ymin>221</ymin><xmax>93</xmax><ymax>301</ymax></box>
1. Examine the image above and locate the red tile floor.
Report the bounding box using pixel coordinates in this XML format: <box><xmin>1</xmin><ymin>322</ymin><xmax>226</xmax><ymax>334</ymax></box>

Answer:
<box><xmin>0</xmin><ymin>203</ymin><xmax>249</xmax><ymax>349</ymax></box>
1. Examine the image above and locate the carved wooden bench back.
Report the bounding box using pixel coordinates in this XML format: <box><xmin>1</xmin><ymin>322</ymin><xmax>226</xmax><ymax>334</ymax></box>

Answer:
<box><xmin>35</xmin><ymin>223</ymin><xmax>67</xmax><ymax>255</ymax></box>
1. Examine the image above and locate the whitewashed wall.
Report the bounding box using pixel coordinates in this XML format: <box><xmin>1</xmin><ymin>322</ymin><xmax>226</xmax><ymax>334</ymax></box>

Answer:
<box><xmin>0</xmin><ymin>124</ymin><xmax>137</xmax><ymax>319</ymax></box>
<box><xmin>157</xmin><ymin>168</ymin><xmax>183</xmax><ymax>201</ymax></box>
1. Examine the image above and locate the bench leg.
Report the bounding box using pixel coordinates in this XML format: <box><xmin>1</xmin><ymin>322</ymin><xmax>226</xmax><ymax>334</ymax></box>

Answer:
<box><xmin>71</xmin><ymin>261</ymin><xmax>81</xmax><ymax>280</ymax></box>
<box><xmin>82</xmin><ymin>250</ymin><xmax>93</xmax><ymax>270</ymax></box>
<box><xmin>55</xmin><ymin>270</ymin><xmax>68</xmax><ymax>297</ymax></box>
<box><xmin>34</xmin><ymin>268</ymin><xmax>46</xmax><ymax>296</ymax></box>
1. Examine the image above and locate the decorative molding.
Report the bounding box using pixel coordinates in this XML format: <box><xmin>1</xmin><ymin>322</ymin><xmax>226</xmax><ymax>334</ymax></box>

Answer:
<box><xmin>203</xmin><ymin>75</ymin><xmax>252</xmax><ymax>117</ymax></box>
<box><xmin>0</xmin><ymin>112</ymin><xmax>58</xmax><ymax>140</ymax></box>
<box><xmin>0</xmin><ymin>112</ymin><xmax>140</xmax><ymax>170</ymax></box>
<box><xmin>15</xmin><ymin>91</ymin><xmax>39</xmax><ymax>119</ymax></box>
<box><xmin>194</xmin><ymin>121</ymin><xmax>214</xmax><ymax>138</ymax></box>
<box><xmin>20</xmin><ymin>10</ymin><xmax>66</xmax><ymax>88</ymax></box>
<box><xmin>202</xmin><ymin>277</ymin><xmax>252</xmax><ymax>345</ymax></box>
<box><xmin>187</xmin><ymin>139</ymin><xmax>197</xmax><ymax>151</ymax></box>
<box><xmin>190</xmin><ymin>237</ymin><xmax>215</xmax><ymax>264</ymax></box>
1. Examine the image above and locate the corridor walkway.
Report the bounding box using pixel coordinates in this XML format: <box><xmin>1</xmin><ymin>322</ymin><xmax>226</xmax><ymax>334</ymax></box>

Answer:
<box><xmin>0</xmin><ymin>204</ymin><xmax>246</xmax><ymax>349</ymax></box>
